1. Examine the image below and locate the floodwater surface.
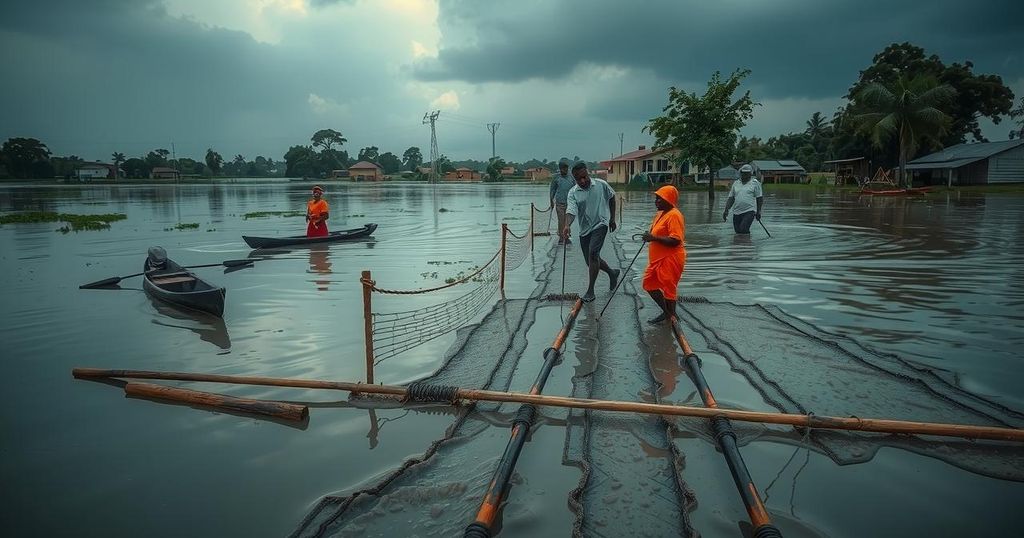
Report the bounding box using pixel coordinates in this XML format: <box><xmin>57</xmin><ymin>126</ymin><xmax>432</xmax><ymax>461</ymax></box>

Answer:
<box><xmin>1</xmin><ymin>182</ymin><xmax>1022</xmax><ymax>537</ymax></box>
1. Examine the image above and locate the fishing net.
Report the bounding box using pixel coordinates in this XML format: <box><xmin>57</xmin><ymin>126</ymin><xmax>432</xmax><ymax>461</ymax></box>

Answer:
<box><xmin>367</xmin><ymin>222</ymin><xmax>533</xmax><ymax>365</ymax></box>
<box><xmin>671</xmin><ymin>299</ymin><xmax>1024</xmax><ymax>481</ymax></box>
<box><xmin>531</xmin><ymin>203</ymin><xmax>553</xmax><ymax>236</ymax></box>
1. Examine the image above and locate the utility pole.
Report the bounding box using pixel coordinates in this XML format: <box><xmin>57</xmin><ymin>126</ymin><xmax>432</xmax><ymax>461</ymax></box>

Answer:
<box><xmin>487</xmin><ymin>123</ymin><xmax>500</xmax><ymax>159</ymax></box>
<box><xmin>423</xmin><ymin>111</ymin><xmax>440</xmax><ymax>182</ymax></box>
<box><xmin>618</xmin><ymin>133</ymin><xmax>624</xmax><ymax>156</ymax></box>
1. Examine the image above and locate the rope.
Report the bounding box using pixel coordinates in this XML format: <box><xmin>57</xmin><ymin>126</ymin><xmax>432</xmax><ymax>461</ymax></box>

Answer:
<box><xmin>365</xmin><ymin>250</ymin><xmax>500</xmax><ymax>295</ymax></box>
<box><xmin>402</xmin><ymin>381</ymin><xmax>460</xmax><ymax>404</ymax></box>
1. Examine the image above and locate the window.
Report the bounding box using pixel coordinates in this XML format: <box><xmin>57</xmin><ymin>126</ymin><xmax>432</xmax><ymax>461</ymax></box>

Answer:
<box><xmin>643</xmin><ymin>160</ymin><xmax>654</xmax><ymax>172</ymax></box>
<box><xmin>656</xmin><ymin>159</ymin><xmax>670</xmax><ymax>172</ymax></box>
<box><xmin>681</xmin><ymin>162</ymin><xmax>690</xmax><ymax>174</ymax></box>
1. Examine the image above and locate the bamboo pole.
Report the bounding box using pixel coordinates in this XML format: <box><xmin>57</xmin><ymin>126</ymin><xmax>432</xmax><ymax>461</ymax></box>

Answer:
<box><xmin>361</xmin><ymin>270</ymin><xmax>374</xmax><ymax>384</ymax></box>
<box><xmin>499</xmin><ymin>223</ymin><xmax>508</xmax><ymax>297</ymax></box>
<box><xmin>71</xmin><ymin>368</ymin><xmax>1024</xmax><ymax>442</ymax></box>
<box><xmin>529</xmin><ymin>202</ymin><xmax>535</xmax><ymax>251</ymax></box>
<box><xmin>124</xmin><ymin>382</ymin><xmax>308</xmax><ymax>422</ymax></box>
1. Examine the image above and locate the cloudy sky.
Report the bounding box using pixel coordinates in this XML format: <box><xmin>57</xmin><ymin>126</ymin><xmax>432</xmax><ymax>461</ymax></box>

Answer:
<box><xmin>1</xmin><ymin>0</ymin><xmax>1021</xmax><ymax>163</ymax></box>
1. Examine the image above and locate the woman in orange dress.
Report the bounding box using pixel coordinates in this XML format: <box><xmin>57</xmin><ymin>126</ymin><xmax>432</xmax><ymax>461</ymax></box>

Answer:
<box><xmin>641</xmin><ymin>185</ymin><xmax>686</xmax><ymax>324</ymax></box>
<box><xmin>306</xmin><ymin>185</ymin><xmax>330</xmax><ymax>237</ymax></box>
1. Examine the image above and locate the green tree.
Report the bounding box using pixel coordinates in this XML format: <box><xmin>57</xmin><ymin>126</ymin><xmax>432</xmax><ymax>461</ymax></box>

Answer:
<box><xmin>145</xmin><ymin>149</ymin><xmax>169</xmax><ymax>171</ymax></box>
<box><xmin>110</xmin><ymin>152</ymin><xmax>125</xmax><ymax>179</ymax></box>
<box><xmin>377</xmin><ymin>151</ymin><xmax>402</xmax><ymax>174</ymax></box>
<box><xmin>805</xmin><ymin>112</ymin><xmax>829</xmax><ymax>140</ymax></box>
<box><xmin>854</xmin><ymin>74</ymin><xmax>955</xmax><ymax>187</ymax></box>
<box><xmin>402</xmin><ymin>146</ymin><xmax>423</xmax><ymax>170</ymax></box>
<box><xmin>485</xmin><ymin>157</ymin><xmax>506</xmax><ymax>181</ymax></box>
<box><xmin>284</xmin><ymin>145</ymin><xmax>318</xmax><ymax>177</ymax></box>
<box><xmin>205</xmin><ymin>148</ymin><xmax>223</xmax><ymax>176</ymax></box>
<box><xmin>311</xmin><ymin>129</ymin><xmax>347</xmax><ymax>152</ymax></box>
<box><xmin>1</xmin><ymin>137</ymin><xmax>52</xmax><ymax>178</ymax></box>
<box><xmin>357</xmin><ymin>146</ymin><xmax>380</xmax><ymax>163</ymax></box>
<box><xmin>1010</xmin><ymin>96</ymin><xmax>1024</xmax><ymax>139</ymax></box>
<box><xmin>645</xmin><ymin>69</ymin><xmax>758</xmax><ymax>200</ymax></box>
<box><xmin>844</xmin><ymin>42</ymin><xmax>1014</xmax><ymax>145</ymax></box>
<box><xmin>122</xmin><ymin>157</ymin><xmax>149</xmax><ymax>179</ymax></box>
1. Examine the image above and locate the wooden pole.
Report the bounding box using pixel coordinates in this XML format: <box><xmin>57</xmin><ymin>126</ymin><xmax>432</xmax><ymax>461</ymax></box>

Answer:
<box><xmin>360</xmin><ymin>270</ymin><xmax>375</xmax><ymax>384</ymax></box>
<box><xmin>72</xmin><ymin>368</ymin><xmax>1024</xmax><ymax>442</ymax></box>
<box><xmin>124</xmin><ymin>382</ymin><xmax>308</xmax><ymax>422</ymax></box>
<box><xmin>499</xmin><ymin>223</ymin><xmax>508</xmax><ymax>297</ymax></box>
<box><xmin>529</xmin><ymin>203</ymin><xmax>534</xmax><ymax>251</ymax></box>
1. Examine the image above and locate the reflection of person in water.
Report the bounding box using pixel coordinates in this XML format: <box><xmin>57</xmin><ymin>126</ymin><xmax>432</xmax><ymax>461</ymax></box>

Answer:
<box><xmin>309</xmin><ymin>246</ymin><xmax>332</xmax><ymax>291</ymax></box>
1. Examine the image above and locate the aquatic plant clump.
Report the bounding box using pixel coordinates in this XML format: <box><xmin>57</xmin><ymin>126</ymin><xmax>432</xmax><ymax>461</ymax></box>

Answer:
<box><xmin>0</xmin><ymin>211</ymin><xmax>127</xmax><ymax>232</ymax></box>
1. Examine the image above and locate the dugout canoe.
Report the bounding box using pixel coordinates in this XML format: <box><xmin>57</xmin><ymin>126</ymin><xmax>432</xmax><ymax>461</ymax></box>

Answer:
<box><xmin>860</xmin><ymin>186</ymin><xmax>932</xmax><ymax>195</ymax></box>
<box><xmin>242</xmin><ymin>223</ymin><xmax>377</xmax><ymax>249</ymax></box>
<box><xmin>142</xmin><ymin>257</ymin><xmax>226</xmax><ymax>317</ymax></box>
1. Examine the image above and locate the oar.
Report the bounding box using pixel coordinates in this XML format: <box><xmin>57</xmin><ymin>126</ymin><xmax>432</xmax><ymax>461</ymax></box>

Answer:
<box><xmin>79</xmin><ymin>259</ymin><xmax>255</xmax><ymax>289</ymax></box>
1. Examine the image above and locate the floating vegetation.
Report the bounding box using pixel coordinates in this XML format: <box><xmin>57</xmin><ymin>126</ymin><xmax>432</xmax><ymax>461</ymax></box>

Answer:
<box><xmin>438</xmin><ymin>208</ymin><xmax>451</xmax><ymax>213</ymax></box>
<box><xmin>444</xmin><ymin>265</ymin><xmax>484</xmax><ymax>284</ymax></box>
<box><xmin>164</xmin><ymin>222</ymin><xmax>200</xmax><ymax>231</ymax></box>
<box><xmin>347</xmin><ymin>213</ymin><xmax>366</xmax><ymax>217</ymax></box>
<box><xmin>0</xmin><ymin>211</ymin><xmax>126</xmax><ymax>232</ymax></box>
<box><xmin>243</xmin><ymin>210</ymin><xmax>305</xmax><ymax>219</ymax></box>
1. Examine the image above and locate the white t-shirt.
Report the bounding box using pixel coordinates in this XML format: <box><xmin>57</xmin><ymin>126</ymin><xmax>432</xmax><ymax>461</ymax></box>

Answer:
<box><xmin>728</xmin><ymin>178</ymin><xmax>763</xmax><ymax>214</ymax></box>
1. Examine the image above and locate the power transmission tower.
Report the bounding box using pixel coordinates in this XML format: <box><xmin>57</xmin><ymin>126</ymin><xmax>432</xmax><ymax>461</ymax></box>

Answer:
<box><xmin>423</xmin><ymin>111</ymin><xmax>440</xmax><ymax>182</ymax></box>
<box><xmin>618</xmin><ymin>133</ymin><xmax>624</xmax><ymax>156</ymax></box>
<box><xmin>487</xmin><ymin>123</ymin><xmax>500</xmax><ymax>159</ymax></box>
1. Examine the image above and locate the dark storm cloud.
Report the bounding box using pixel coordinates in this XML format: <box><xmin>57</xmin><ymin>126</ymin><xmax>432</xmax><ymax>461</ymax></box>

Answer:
<box><xmin>416</xmin><ymin>0</ymin><xmax>1024</xmax><ymax>99</ymax></box>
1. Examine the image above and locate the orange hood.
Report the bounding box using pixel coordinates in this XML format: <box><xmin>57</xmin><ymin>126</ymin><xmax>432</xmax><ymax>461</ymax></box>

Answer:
<box><xmin>654</xmin><ymin>185</ymin><xmax>678</xmax><ymax>207</ymax></box>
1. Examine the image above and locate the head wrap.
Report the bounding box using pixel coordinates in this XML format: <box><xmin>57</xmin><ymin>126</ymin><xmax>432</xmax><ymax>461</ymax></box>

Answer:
<box><xmin>654</xmin><ymin>185</ymin><xmax>679</xmax><ymax>207</ymax></box>
<box><xmin>312</xmin><ymin>185</ymin><xmax>324</xmax><ymax>194</ymax></box>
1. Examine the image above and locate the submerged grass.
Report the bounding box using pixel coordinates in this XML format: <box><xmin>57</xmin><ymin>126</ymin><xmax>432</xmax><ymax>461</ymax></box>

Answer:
<box><xmin>0</xmin><ymin>211</ymin><xmax>127</xmax><ymax>232</ymax></box>
<box><xmin>164</xmin><ymin>222</ymin><xmax>200</xmax><ymax>231</ymax></box>
<box><xmin>243</xmin><ymin>210</ymin><xmax>305</xmax><ymax>219</ymax></box>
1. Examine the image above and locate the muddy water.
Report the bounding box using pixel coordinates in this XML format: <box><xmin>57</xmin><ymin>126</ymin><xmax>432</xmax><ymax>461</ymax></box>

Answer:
<box><xmin>1</xmin><ymin>182</ymin><xmax>1021</xmax><ymax>536</ymax></box>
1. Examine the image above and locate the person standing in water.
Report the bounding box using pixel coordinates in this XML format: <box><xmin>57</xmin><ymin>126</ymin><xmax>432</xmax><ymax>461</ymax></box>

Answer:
<box><xmin>306</xmin><ymin>185</ymin><xmax>330</xmax><ymax>237</ymax></box>
<box><xmin>549</xmin><ymin>157</ymin><xmax>575</xmax><ymax>244</ymax></box>
<box><xmin>641</xmin><ymin>185</ymin><xmax>686</xmax><ymax>323</ymax></box>
<box><xmin>722</xmin><ymin>164</ymin><xmax>763</xmax><ymax>234</ymax></box>
<box><xmin>561</xmin><ymin>162</ymin><xmax>619</xmax><ymax>303</ymax></box>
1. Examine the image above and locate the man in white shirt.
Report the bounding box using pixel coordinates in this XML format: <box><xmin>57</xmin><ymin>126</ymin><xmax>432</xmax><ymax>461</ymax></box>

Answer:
<box><xmin>549</xmin><ymin>157</ymin><xmax>575</xmax><ymax>244</ymax></box>
<box><xmin>722</xmin><ymin>164</ymin><xmax>764</xmax><ymax>234</ymax></box>
<box><xmin>561</xmin><ymin>162</ymin><xmax>620</xmax><ymax>302</ymax></box>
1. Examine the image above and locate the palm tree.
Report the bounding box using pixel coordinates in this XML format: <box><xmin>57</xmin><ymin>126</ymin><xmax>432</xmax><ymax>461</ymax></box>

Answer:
<box><xmin>805</xmin><ymin>112</ymin><xmax>828</xmax><ymax>139</ymax></box>
<box><xmin>854</xmin><ymin>74</ymin><xmax>955</xmax><ymax>187</ymax></box>
<box><xmin>111</xmin><ymin>152</ymin><xmax>125</xmax><ymax>180</ymax></box>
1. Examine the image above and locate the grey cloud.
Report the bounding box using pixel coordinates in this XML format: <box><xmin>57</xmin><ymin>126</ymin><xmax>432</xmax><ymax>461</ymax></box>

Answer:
<box><xmin>417</xmin><ymin>0</ymin><xmax>1024</xmax><ymax>99</ymax></box>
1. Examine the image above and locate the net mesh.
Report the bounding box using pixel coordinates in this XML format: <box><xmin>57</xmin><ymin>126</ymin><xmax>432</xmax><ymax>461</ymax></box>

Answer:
<box><xmin>368</xmin><ymin>221</ymin><xmax>534</xmax><ymax>365</ymax></box>
<box><xmin>531</xmin><ymin>203</ymin><xmax>552</xmax><ymax>236</ymax></box>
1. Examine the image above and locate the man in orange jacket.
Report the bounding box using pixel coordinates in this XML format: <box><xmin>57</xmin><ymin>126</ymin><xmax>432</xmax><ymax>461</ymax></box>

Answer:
<box><xmin>306</xmin><ymin>185</ymin><xmax>330</xmax><ymax>237</ymax></box>
<box><xmin>641</xmin><ymin>185</ymin><xmax>686</xmax><ymax>324</ymax></box>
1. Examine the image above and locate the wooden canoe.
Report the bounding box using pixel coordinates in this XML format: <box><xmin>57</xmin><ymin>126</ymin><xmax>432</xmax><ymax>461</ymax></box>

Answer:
<box><xmin>142</xmin><ymin>257</ymin><xmax>226</xmax><ymax>317</ymax></box>
<box><xmin>860</xmin><ymin>186</ymin><xmax>932</xmax><ymax>196</ymax></box>
<box><xmin>243</xmin><ymin>223</ymin><xmax>377</xmax><ymax>249</ymax></box>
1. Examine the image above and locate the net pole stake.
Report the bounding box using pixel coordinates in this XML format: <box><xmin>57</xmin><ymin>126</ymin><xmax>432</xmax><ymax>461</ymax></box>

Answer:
<box><xmin>361</xmin><ymin>270</ymin><xmax>375</xmax><ymax>384</ymax></box>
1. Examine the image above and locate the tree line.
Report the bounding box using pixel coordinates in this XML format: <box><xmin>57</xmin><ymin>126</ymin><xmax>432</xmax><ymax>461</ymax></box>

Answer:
<box><xmin>648</xmin><ymin>42</ymin><xmax>1021</xmax><ymax>197</ymax></box>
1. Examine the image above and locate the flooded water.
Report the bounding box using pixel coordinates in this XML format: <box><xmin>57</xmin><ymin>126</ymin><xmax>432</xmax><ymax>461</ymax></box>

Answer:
<box><xmin>1</xmin><ymin>182</ymin><xmax>1022</xmax><ymax>537</ymax></box>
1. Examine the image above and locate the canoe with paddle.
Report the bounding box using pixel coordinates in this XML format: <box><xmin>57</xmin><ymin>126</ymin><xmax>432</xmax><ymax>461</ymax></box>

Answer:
<box><xmin>141</xmin><ymin>248</ymin><xmax>226</xmax><ymax>317</ymax></box>
<box><xmin>243</xmin><ymin>223</ymin><xmax>377</xmax><ymax>249</ymax></box>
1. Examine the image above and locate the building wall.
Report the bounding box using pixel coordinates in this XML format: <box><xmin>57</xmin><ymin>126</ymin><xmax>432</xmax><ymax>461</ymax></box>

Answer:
<box><xmin>350</xmin><ymin>168</ymin><xmax>381</xmax><ymax>181</ymax></box>
<box><xmin>526</xmin><ymin>168</ymin><xmax>551</xmax><ymax>180</ymax></box>
<box><xmin>988</xmin><ymin>144</ymin><xmax>1024</xmax><ymax>184</ymax></box>
<box><xmin>77</xmin><ymin>167</ymin><xmax>109</xmax><ymax>179</ymax></box>
<box><xmin>952</xmin><ymin>160</ymin><xmax>989</xmax><ymax>185</ymax></box>
<box><xmin>606</xmin><ymin>151</ymin><xmax>693</xmax><ymax>184</ymax></box>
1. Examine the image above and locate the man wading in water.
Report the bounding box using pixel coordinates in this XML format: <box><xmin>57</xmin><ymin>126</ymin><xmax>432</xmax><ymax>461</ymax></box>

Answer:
<box><xmin>722</xmin><ymin>164</ymin><xmax>763</xmax><ymax>234</ymax></box>
<box><xmin>561</xmin><ymin>162</ymin><xmax>620</xmax><ymax>302</ymax></box>
<box><xmin>549</xmin><ymin>157</ymin><xmax>575</xmax><ymax>244</ymax></box>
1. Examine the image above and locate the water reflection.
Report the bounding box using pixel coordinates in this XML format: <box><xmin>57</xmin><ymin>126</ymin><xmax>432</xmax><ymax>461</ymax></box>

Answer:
<box><xmin>148</xmin><ymin>296</ymin><xmax>232</xmax><ymax>350</ymax></box>
<box><xmin>308</xmin><ymin>245</ymin><xmax>332</xmax><ymax>291</ymax></box>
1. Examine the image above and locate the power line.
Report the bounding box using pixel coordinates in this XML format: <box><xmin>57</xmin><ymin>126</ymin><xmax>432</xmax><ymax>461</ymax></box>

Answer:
<box><xmin>423</xmin><ymin>110</ymin><xmax>440</xmax><ymax>183</ymax></box>
<box><xmin>486</xmin><ymin>123</ymin><xmax>500</xmax><ymax>158</ymax></box>
<box><xmin>619</xmin><ymin>133</ymin><xmax>624</xmax><ymax>156</ymax></box>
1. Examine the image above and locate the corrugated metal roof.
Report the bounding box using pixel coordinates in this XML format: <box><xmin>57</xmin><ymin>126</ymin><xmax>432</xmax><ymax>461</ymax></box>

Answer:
<box><xmin>717</xmin><ymin>166</ymin><xmax>739</xmax><ymax>179</ymax></box>
<box><xmin>907</xmin><ymin>139</ymin><xmax>1024</xmax><ymax>166</ymax></box>
<box><xmin>752</xmin><ymin>159</ymin><xmax>806</xmax><ymax>172</ymax></box>
<box><xmin>905</xmin><ymin>158</ymin><xmax>985</xmax><ymax>170</ymax></box>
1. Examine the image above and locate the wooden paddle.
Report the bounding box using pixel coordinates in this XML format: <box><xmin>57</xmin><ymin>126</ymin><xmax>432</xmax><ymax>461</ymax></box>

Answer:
<box><xmin>79</xmin><ymin>259</ymin><xmax>255</xmax><ymax>289</ymax></box>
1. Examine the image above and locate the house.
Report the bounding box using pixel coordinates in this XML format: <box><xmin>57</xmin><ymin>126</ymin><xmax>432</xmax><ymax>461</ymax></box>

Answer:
<box><xmin>150</xmin><ymin>166</ymin><xmax>180</xmax><ymax>180</ymax></box>
<box><xmin>524</xmin><ymin>167</ymin><xmax>552</xmax><ymax>181</ymax></box>
<box><xmin>906</xmin><ymin>139</ymin><xmax>1024</xmax><ymax>186</ymax></box>
<box><xmin>750</xmin><ymin>160</ymin><xmax>807</xmax><ymax>184</ymax></box>
<box><xmin>600</xmin><ymin>146</ymin><xmax>694</xmax><ymax>184</ymax></box>
<box><xmin>348</xmin><ymin>161</ymin><xmax>383</xmax><ymax>181</ymax></box>
<box><xmin>329</xmin><ymin>169</ymin><xmax>350</xmax><ymax>179</ymax></box>
<box><xmin>824</xmin><ymin>157</ymin><xmax>870</xmax><ymax>185</ymax></box>
<box><xmin>444</xmin><ymin>167</ymin><xmax>482</xmax><ymax>181</ymax></box>
<box><xmin>76</xmin><ymin>162</ymin><xmax>116</xmax><ymax>180</ymax></box>
<box><xmin>500</xmin><ymin>166</ymin><xmax>517</xmax><ymax>176</ymax></box>
<box><xmin>592</xmin><ymin>168</ymin><xmax>609</xmax><ymax>181</ymax></box>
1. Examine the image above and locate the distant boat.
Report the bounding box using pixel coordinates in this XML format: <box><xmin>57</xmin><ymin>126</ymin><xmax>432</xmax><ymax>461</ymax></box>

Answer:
<box><xmin>860</xmin><ymin>186</ymin><xmax>932</xmax><ymax>196</ymax></box>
